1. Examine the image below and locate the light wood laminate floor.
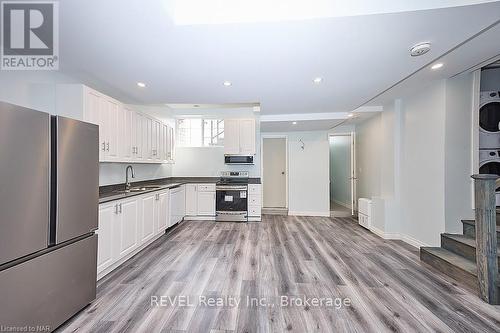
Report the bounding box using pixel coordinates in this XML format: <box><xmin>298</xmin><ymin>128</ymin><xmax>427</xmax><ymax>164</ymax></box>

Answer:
<box><xmin>58</xmin><ymin>215</ymin><xmax>500</xmax><ymax>333</ymax></box>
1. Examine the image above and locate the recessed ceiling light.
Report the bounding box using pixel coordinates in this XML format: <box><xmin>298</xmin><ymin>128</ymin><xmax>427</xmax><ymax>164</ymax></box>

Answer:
<box><xmin>292</xmin><ymin>121</ymin><xmax>297</xmax><ymax>125</ymax></box>
<box><xmin>431</xmin><ymin>63</ymin><xmax>444</xmax><ymax>70</ymax></box>
<box><xmin>137</xmin><ymin>82</ymin><xmax>146</xmax><ymax>88</ymax></box>
<box><xmin>347</xmin><ymin>113</ymin><xmax>354</xmax><ymax>118</ymax></box>
<box><xmin>410</xmin><ymin>42</ymin><xmax>431</xmax><ymax>57</ymax></box>
<box><xmin>193</xmin><ymin>104</ymin><xmax>200</xmax><ymax>107</ymax></box>
<box><xmin>313</xmin><ymin>77</ymin><xmax>323</xmax><ymax>84</ymax></box>
<box><xmin>223</xmin><ymin>81</ymin><xmax>232</xmax><ymax>87</ymax></box>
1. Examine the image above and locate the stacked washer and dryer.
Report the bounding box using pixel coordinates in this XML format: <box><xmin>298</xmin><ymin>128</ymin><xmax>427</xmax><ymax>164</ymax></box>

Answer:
<box><xmin>479</xmin><ymin>90</ymin><xmax>500</xmax><ymax>206</ymax></box>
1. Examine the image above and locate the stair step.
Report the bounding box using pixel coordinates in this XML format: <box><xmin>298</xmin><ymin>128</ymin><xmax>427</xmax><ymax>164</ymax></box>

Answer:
<box><xmin>420</xmin><ymin>247</ymin><xmax>479</xmax><ymax>292</ymax></box>
<box><xmin>462</xmin><ymin>219</ymin><xmax>500</xmax><ymax>242</ymax></box>
<box><xmin>441</xmin><ymin>233</ymin><xmax>500</xmax><ymax>268</ymax></box>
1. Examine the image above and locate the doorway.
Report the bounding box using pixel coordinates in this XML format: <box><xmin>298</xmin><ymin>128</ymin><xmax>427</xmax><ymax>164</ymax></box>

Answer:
<box><xmin>329</xmin><ymin>134</ymin><xmax>356</xmax><ymax>217</ymax></box>
<box><xmin>262</xmin><ymin>137</ymin><xmax>288</xmax><ymax>213</ymax></box>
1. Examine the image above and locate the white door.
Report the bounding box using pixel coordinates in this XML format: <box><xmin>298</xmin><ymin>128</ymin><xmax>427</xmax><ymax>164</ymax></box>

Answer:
<box><xmin>157</xmin><ymin>191</ymin><xmax>170</xmax><ymax>232</ymax></box>
<box><xmin>263</xmin><ymin>138</ymin><xmax>287</xmax><ymax>208</ymax></box>
<box><xmin>224</xmin><ymin>119</ymin><xmax>240</xmax><ymax>155</ymax></box>
<box><xmin>117</xmin><ymin>199</ymin><xmax>139</xmax><ymax>257</ymax></box>
<box><xmin>141</xmin><ymin>194</ymin><xmax>156</xmax><ymax>242</ymax></box>
<box><xmin>97</xmin><ymin>203</ymin><xmax>116</xmax><ymax>273</ymax></box>
<box><xmin>185</xmin><ymin>184</ymin><xmax>198</xmax><ymax>216</ymax></box>
<box><xmin>197</xmin><ymin>191</ymin><xmax>216</xmax><ymax>216</ymax></box>
<box><xmin>239</xmin><ymin>119</ymin><xmax>255</xmax><ymax>155</ymax></box>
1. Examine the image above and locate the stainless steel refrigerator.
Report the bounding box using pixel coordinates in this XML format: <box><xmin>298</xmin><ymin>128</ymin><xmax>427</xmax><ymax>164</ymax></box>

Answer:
<box><xmin>0</xmin><ymin>101</ymin><xmax>99</xmax><ymax>331</ymax></box>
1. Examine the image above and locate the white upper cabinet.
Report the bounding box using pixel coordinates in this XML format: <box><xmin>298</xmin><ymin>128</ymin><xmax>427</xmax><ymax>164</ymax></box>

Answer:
<box><xmin>224</xmin><ymin>119</ymin><xmax>256</xmax><ymax>155</ymax></box>
<box><xmin>239</xmin><ymin>119</ymin><xmax>256</xmax><ymax>155</ymax></box>
<box><xmin>56</xmin><ymin>84</ymin><xmax>175</xmax><ymax>164</ymax></box>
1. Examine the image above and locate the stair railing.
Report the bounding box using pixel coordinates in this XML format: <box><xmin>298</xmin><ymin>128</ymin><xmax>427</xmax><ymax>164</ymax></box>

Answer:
<box><xmin>471</xmin><ymin>174</ymin><xmax>499</xmax><ymax>304</ymax></box>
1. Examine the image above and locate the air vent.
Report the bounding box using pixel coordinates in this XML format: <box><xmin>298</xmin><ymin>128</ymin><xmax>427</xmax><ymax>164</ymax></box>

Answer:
<box><xmin>410</xmin><ymin>42</ymin><xmax>431</xmax><ymax>57</ymax></box>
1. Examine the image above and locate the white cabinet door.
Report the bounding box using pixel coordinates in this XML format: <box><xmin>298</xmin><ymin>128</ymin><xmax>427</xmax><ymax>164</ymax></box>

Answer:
<box><xmin>97</xmin><ymin>203</ymin><xmax>117</xmax><ymax>274</ymax></box>
<box><xmin>197</xmin><ymin>191</ymin><xmax>216</xmax><ymax>216</ymax></box>
<box><xmin>151</xmin><ymin>120</ymin><xmax>160</xmax><ymax>161</ymax></box>
<box><xmin>239</xmin><ymin>119</ymin><xmax>256</xmax><ymax>155</ymax></box>
<box><xmin>224</xmin><ymin>119</ymin><xmax>240</xmax><ymax>155</ymax></box>
<box><xmin>185</xmin><ymin>184</ymin><xmax>198</xmax><ymax>216</ymax></box>
<box><xmin>133</xmin><ymin>112</ymin><xmax>144</xmax><ymax>161</ymax></box>
<box><xmin>120</xmin><ymin>106</ymin><xmax>134</xmax><ymax>160</ymax></box>
<box><xmin>168</xmin><ymin>125</ymin><xmax>175</xmax><ymax>162</ymax></box>
<box><xmin>141</xmin><ymin>194</ymin><xmax>156</xmax><ymax>242</ymax></box>
<box><xmin>103</xmin><ymin>98</ymin><xmax>120</xmax><ymax>161</ymax></box>
<box><xmin>157</xmin><ymin>190</ymin><xmax>170</xmax><ymax>233</ymax></box>
<box><xmin>83</xmin><ymin>88</ymin><xmax>102</xmax><ymax>126</ymax></box>
<box><xmin>143</xmin><ymin>117</ymin><xmax>153</xmax><ymax>161</ymax></box>
<box><xmin>117</xmin><ymin>198</ymin><xmax>139</xmax><ymax>257</ymax></box>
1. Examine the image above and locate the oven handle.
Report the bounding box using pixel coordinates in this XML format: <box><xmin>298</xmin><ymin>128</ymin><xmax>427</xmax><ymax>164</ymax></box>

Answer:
<box><xmin>216</xmin><ymin>186</ymin><xmax>248</xmax><ymax>191</ymax></box>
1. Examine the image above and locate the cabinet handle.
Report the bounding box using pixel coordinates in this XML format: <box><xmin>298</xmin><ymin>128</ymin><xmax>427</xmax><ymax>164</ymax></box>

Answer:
<box><xmin>106</xmin><ymin>142</ymin><xmax>110</xmax><ymax>151</ymax></box>
<box><xmin>115</xmin><ymin>204</ymin><xmax>119</xmax><ymax>214</ymax></box>
<box><xmin>119</xmin><ymin>203</ymin><xmax>122</xmax><ymax>213</ymax></box>
<box><xmin>101</xmin><ymin>142</ymin><xmax>106</xmax><ymax>151</ymax></box>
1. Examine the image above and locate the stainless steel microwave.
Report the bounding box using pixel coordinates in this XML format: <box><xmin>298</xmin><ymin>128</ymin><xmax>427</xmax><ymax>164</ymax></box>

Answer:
<box><xmin>224</xmin><ymin>155</ymin><xmax>254</xmax><ymax>165</ymax></box>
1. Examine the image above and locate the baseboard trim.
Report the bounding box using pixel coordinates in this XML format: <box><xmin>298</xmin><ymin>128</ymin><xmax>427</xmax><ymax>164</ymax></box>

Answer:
<box><xmin>184</xmin><ymin>216</ymin><xmax>216</xmax><ymax>221</ymax></box>
<box><xmin>369</xmin><ymin>226</ymin><xmax>429</xmax><ymax>248</ymax></box>
<box><xmin>288</xmin><ymin>211</ymin><xmax>330</xmax><ymax>217</ymax></box>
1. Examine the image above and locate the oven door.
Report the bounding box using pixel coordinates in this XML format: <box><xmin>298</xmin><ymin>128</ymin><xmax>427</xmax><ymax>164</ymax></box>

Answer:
<box><xmin>216</xmin><ymin>185</ymin><xmax>248</xmax><ymax>221</ymax></box>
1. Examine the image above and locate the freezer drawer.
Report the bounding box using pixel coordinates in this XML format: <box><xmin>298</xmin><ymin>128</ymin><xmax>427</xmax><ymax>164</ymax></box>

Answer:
<box><xmin>0</xmin><ymin>234</ymin><xmax>97</xmax><ymax>331</ymax></box>
<box><xmin>0</xmin><ymin>102</ymin><xmax>50</xmax><ymax>265</ymax></box>
<box><xmin>53</xmin><ymin>116</ymin><xmax>99</xmax><ymax>244</ymax></box>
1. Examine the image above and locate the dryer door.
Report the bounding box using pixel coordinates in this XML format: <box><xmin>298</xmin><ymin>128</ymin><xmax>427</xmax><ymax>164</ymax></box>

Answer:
<box><xmin>479</xmin><ymin>101</ymin><xmax>500</xmax><ymax>133</ymax></box>
<box><xmin>479</xmin><ymin>161</ymin><xmax>500</xmax><ymax>191</ymax></box>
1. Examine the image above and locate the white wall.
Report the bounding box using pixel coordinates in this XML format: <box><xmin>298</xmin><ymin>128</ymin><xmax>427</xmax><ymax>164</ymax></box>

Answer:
<box><xmin>355</xmin><ymin>114</ymin><xmax>382</xmax><ymax>200</ymax></box>
<box><xmin>264</xmin><ymin>131</ymin><xmax>330</xmax><ymax>216</ymax></box>
<box><xmin>355</xmin><ymin>74</ymin><xmax>475</xmax><ymax>247</ymax></box>
<box><xmin>99</xmin><ymin>163</ymin><xmax>173</xmax><ymax>186</ymax></box>
<box><xmin>329</xmin><ymin>136</ymin><xmax>351</xmax><ymax>207</ymax></box>
<box><xmin>400</xmin><ymin>81</ymin><xmax>447</xmax><ymax>247</ymax></box>
<box><xmin>444</xmin><ymin>73</ymin><xmax>475</xmax><ymax>233</ymax></box>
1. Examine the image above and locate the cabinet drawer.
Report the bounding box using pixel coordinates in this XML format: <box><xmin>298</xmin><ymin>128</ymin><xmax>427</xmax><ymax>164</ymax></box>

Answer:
<box><xmin>197</xmin><ymin>184</ymin><xmax>216</xmax><ymax>192</ymax></box>
<box><xmin>248</xmin><ymin>184</ymin><xmax>261</xmax><ymax>194</ymax></box>
<box><xmin>248</xmin><ymin>194</ymin><xmax>261</xmax><ymax>206</ymax></box>
<box><xmin>248</xmin><ymin>206</ymin><xmax>261</xmax><ymax>217</ymax></box>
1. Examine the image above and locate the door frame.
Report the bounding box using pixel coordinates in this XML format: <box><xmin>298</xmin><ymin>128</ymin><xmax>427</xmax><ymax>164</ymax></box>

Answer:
<box><xmin>261</xmin><ymin>135</ymin><xmax>289</xmax><ymax>209</ymax></box>
<box><xmin>328</xmin><ymin>132</ymin><xmax>357</xmax><ymax>215</ymax></box>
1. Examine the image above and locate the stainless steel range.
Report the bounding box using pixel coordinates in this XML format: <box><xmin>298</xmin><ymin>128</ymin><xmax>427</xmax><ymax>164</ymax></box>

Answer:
<box><xmin>216</xmin><ymin>171</ymin><xmax>249</xmax><ymax>222</ymax></box>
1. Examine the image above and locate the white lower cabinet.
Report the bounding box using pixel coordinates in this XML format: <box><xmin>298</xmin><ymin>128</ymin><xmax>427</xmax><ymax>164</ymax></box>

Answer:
<box><xmin>96</xmin><ymin>203</ymin><xmax>115</xmax><ymax>274</ymax></box>
<box><xmin>184</xmin><ymin>183</ymin><xmax>216</xmax><ymax>219</ymax></box>
<box><xmin>157</xmin><ymin>190</ymin><xmax>170</xmax><ymax>232</ymax></box>
<box><xmin>140</xmin><ymin>193</ymin><xmax>156</xmax><ymax>243</ymax></box>
<box><xmin>248</xmin><ymin>184</ymin><xmax>262</xmax><ymax>222</ymax></box>
<box><xmin>197</xmin><ymin>191</ymin><xmax>216</xmax><ymax>216</ymax></box>
<box><xmin>97</xmin><ymin>188</ymin><xmax>176</xmax><ymax>280</ymax></box>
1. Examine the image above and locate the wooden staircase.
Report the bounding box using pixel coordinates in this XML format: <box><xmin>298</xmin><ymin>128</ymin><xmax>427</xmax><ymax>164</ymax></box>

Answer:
<box><xmin>420</xmin><ymin>218</ymin><xmax>500</xmax><ymax>293</ymax></box>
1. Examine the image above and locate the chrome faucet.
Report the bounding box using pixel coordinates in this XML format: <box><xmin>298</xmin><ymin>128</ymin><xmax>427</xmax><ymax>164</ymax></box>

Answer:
<box><xmin>125</xmin><ymin>165</ymin><xmax>135</xmax><ymax>191</ymax></box>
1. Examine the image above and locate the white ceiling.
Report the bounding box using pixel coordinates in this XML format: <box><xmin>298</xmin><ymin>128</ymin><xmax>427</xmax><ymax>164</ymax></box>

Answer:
<box><xmin>59</xmin><ymin>1</ymin><xmax>500</xmax><ymax>115</ymax></box>
<box><xmin>261</xmin><ymin>119</ymin><xmax>345</xmax><ymax>132</ymax></box>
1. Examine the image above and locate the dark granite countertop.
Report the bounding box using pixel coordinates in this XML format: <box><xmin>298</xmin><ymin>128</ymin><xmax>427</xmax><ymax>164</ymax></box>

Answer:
<box><xmin>99</xmin><ymin>177</ymin><xmax>261</xmax><ymax>204</ymax></box>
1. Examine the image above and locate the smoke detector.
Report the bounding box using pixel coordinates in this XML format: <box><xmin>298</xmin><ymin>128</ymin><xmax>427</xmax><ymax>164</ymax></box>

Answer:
<box><xmin>410</xmin><ymin>42</ymin><xmax>431</xmax><ymax>57</ymax></box>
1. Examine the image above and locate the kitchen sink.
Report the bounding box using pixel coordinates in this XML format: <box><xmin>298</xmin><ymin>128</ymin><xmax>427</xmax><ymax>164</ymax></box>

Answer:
<box><xmin>113</xmin><ymin>185</ymin><xmax>162</xmax><ymax>194</ymax></box>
